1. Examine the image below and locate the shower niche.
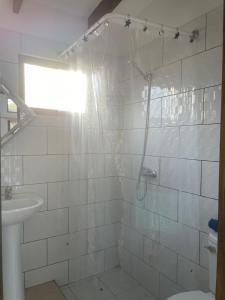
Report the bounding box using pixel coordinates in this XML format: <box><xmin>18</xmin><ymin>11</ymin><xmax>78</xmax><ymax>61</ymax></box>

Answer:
<box><xmin>0</xmin><ymin>82</ymin><xmax>35</xmax><ymax>147</ymax></box>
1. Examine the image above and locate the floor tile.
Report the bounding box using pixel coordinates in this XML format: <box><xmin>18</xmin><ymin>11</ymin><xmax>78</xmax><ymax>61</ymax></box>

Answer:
<box><xmin>117</xmin><ymin>286</ymin><xmax>157</xmax><ymax>300</ymax></box>
<box><xmin>61</xmin><ymin>286</ymin><xmax>78</xmax><ymax>300</ymax></box>
<box><xmin>97</xmin><ymin>268</ymin><xmax>137</xmax><ymax>295</ymax></box>
<box><xmin>69</xmin><ymin>276</ymin><xmax>116</xmax><ymax>300</ymax></box>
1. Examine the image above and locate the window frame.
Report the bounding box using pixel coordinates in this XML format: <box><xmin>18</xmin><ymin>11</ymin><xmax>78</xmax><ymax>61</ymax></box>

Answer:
<box><xmin>19</xmin><ymin>55</ymin><xmax>71</xmax><ymax>115</ymax></box>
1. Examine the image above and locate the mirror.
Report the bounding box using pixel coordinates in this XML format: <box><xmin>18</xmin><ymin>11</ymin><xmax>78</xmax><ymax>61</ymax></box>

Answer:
<box><xmin>0</xmin><ymin>82</ymin><xmax>35</xmax><ymax>147</ymax></box>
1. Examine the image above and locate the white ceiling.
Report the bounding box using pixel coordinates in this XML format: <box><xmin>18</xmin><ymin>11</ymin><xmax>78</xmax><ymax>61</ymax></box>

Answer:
<box><xmin>28</xmin><ymin>0</ymin><xmax>102</xmax><ymax>18</ymax></box>
<box><xmin>115</xmin><ymin>0</ymin><xmax>223</xmax><ymax>27</ymax></box>
<box><xmin>0</xmin><ymin>0</ymin><xmax>102</xmax><ymax>43</ymax></box>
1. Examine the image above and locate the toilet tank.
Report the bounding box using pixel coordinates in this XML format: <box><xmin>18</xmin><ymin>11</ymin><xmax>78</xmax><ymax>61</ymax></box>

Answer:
<box><xmin>208</xmin><ymin>231</ymin><xmax>218</xmax><ymax>294</ymax></box>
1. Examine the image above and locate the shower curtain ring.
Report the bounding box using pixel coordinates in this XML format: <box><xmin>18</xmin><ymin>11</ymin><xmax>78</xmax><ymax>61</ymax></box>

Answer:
<box><xmin>143</xmin><ymin>19</ymin><xmax>148</xmax><ymax>32</ymax></box>
<box><xmin>125</xmin><ymin>15</ymin><xmax>131</xmax><ymax>28</ymax></box>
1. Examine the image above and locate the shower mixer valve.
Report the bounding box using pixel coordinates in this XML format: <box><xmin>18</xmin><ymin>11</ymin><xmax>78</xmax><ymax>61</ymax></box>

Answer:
<box><xmin>141</xmin><ymin>167</ymin><xmax>157</xmax><ymax>178</ymax></box>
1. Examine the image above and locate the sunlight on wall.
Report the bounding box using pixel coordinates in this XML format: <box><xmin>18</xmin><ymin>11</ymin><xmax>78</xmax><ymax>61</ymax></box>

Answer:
<box><xmin>24</xmin><ymin>63</ymin><xmax>87</xmax><ymax>113</ymax></box>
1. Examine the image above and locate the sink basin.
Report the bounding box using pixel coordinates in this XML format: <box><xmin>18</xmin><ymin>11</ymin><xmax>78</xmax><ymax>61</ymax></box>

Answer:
<box><xmin>2</xmin><ymin>193</ymin><xmax>43</xmax><ymax>226</ymax></box>
<box><xmin>2</xmin><ymin>193</ymin><xmax>44</xmax><ymax>300</ymax></box>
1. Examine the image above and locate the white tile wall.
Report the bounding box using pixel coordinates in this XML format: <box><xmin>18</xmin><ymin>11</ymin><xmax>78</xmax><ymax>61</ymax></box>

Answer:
<box><xmin>177</xmin><ymin>256</ymin><xmax>209</xmax><ymax>291</ymax></box>
<box><xmin>22</xmin><ymin>240</ymin><xmax>47</xmax><ymax>271</ymax></box>
<box><xmin>182</xmin><ymin>47</ymin><xmax>222</xmax><ymax>91</ymax></box>
<box><xmin>25</xmin><ymin>261</ymin><xmax>68</xmax><ymax>288</ymax></box>
<box><xmin>179</xmin><ymin>192</ymin><xmax>218</xmax><ymax>232</ymax></box>
<box><xmin>23</xmin><ymin>155</ymin><xmax>68</xmax><ymax>184</ymax></box>
<box><xmin>206</xmin><ymin>7</ymin><xmax>223</xmax><ymax>49</ymax></box>
<box><xmin>3</xmin><ymin>126</ymin><xmax>47</xmax><ymax>156</ymax></box>
<box><xmin>160</xmin><ymin>217</ymin><xmax>199</xmax><ymax>263</ymax></box>
<box><xmin>24</xmin><ymin>208</ymin><xmax>68</xmax><ymax>242</ymax></box>
<box><xmin>201</xmin><ymin>161</ymin><xmax>219</xmax><ymax>199</ymax></box>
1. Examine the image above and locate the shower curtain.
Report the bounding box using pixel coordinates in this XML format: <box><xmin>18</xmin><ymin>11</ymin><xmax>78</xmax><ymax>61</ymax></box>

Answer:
<box><xmin>65</xmin><ymin>17</ymin><xmax>219</xmax><ymax>298</ymax></box>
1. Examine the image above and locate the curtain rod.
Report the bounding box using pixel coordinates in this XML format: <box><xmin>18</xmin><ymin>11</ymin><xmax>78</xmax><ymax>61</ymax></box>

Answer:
<box><xmin>59</xmin><ymin>13</ymin><xmax>198</xmax><ymax>59</ymax></box>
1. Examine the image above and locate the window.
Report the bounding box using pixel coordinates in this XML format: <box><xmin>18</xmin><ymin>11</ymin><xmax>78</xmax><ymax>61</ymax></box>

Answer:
<box><xmin>21</xmin><ymin>57</ymin><xmax>87</xmax><ymax>113</ymax></box>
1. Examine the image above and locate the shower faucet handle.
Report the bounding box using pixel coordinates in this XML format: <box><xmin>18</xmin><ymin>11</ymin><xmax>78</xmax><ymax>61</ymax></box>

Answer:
<box><xmin>141</xmin><ymin>167</ymin><xmax>157</xmax><ymax>178</ymax></box>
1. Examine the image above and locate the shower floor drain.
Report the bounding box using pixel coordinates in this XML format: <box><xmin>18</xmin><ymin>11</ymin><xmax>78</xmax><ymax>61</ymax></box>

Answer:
<box><xmin>99</xmin><ymin>287</ymin><xmax>104</xmax><ymax>291</ymax></box>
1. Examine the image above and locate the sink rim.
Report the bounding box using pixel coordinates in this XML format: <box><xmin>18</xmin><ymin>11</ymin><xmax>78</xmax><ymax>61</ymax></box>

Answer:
<box><xmin>2</xmin><ymin>193</ymin><xmax>43</xmax><ymax>212</ymax></box>
<box><xmin>2</xmin><ymin>193</ymin><xmax>44</xmax><ymax>226</ymax></box>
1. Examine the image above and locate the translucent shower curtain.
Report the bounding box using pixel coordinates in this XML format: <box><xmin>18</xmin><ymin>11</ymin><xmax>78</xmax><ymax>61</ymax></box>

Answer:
<box><xmin>65</xmin><ymin>17</ymin><xmax>220</xmax><ymax>299</ymax></box>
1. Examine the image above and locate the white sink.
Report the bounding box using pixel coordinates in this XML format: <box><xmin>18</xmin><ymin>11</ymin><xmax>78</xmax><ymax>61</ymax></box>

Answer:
<box><xmin>2</xmin><ymin>193</ymin><xmax>44</xmax><ymax>300</ymax></box>
<box><xmin>2</xmin><ymin>193</ymin><xmax>43</xmax><ymax>226</ymax></box>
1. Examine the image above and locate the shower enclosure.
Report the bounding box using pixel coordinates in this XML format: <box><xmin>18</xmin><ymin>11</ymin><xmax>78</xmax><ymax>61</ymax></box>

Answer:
<box><xmin>0</xmin><ymin>3</ymin><xmax>222</xmax><ymax>300</ymax></box>
<box><xmin>61</xmin><ymin>7</ymin><xmax>222</xmax><ymax>299</ymax></box>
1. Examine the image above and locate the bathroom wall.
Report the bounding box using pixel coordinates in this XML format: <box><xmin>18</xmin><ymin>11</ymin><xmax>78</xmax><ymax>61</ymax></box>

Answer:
<box><xmin>0</xmin><ymin>27</ymin><xmax>123</xmax><ymax>287</ymax></box>
<box><xmin>117</xmin><ymin>6</ymin><xmax>223</xmax><ymax>300</ymax></box>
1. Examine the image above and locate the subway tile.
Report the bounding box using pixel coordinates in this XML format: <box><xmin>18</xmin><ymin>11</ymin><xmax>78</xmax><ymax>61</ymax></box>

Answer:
<box><xmin>88</xmin><ymin>224</ymin><xmax>119</xmax><ymax>253</ymax></box>
<box><xmin>119</xmin><ymin>154</ymin><xmax>141</xmax><ymax>179</ymax></box>
<box><xmin>162</xmin><ymin>90</ymin><xmax>204</xmax><ymax>126</ymax></box>
<box><xmin>201</xmin><ymin>161</ymin><xmax>219</xmax><ymax>199</ymax></box>
<box><xmin>182</xmin><ymin>47</ymin><xmax>222</xmax><ymax>91</ymax></box>
<box><xmin>88</xmin><ymin>154</ymin><xmax>104</xmax><ymax>178</ymax></box>
<box><xmin>25</xmin><ymin>261</ymin><xmax>68</xmax><ymax>288</ymax></box>
<box><xmin>105</xmin><ymin>200</ymin><xmax>122</xmax><ymax>224</ymax></box>
<box><xmin>104</xmin><ymin>247</ymin><xmax>120</xmax><ymax>270</ymax></box>
<box><xmin>3</xmin><ymin>126</ymin><xmax>47</xmax><ymax>156</ymax></box>
<box><xmin>160</xmin><ymin>158</ymin><xmax>201</xmax><ymax>194</ymax></box>
<box><xmin>131</xmin><ymin>255</ymin><xmax>160</xmax><ymax>298</ymax></box>
<box><xmin>131</xmin><ymin>207</ymin><xmax>160</xmax><ymax>241</ymax></box>
<box><xmin>179</xmin><ymin>192</ymin><xmax>218</xmax><ymax>232</ymax></box>
<box><xmin>149</xmin><ymin>98</ymin><xmax>162</xmax><ymax>127</ymax></box>
<box><xmin>69</xmin><ymin>251</ymin><xmax>104</xmax><ymax>282</ymax></box>
<box><xmin>69</xmin><ymin>155</ymin><xmax>88</xmax><ymax>180</ymax></box>
<box><xmin>48</xmin><ymin>234</ymin><xmax>70</xmax><ymax>264</ymax></box>
<box><xmin>22</xmin><ymin>240</ymin><xmax>47</xmax><ymax>272</ymax></box>
<box><xmin>206</xmin><ymin>7</ymin><xmax>223</xmax><ymax>49</ymax></box>
<box><xmin>151</xmin><ymin>61</ymin><xmax>181</xmax><ymax>99</ymax></box>
<box><xmin>0</xmin><ymin>28</ymin><xmax>21</xmax><ymax>63</ymax></box>
<box><xmin>24</xmin><ymin>208</ymin><xmax>68</xmax><ymax>242</ymax></box>
<box><xmin>48</xmin><ymin>127</ymin><xmax>70</xmax><ymax>154</ymax></box>
<box><xmin>145</xmin><ymin>184</ymin><xmax>178</xmax><ymax>221</ymax></box>
<box><xmin>1</xmin><ymin>155</ymin><xmax>23</xmax><ymax>186</ymax></box>
<box><xmin>13</xmin><ymin>183</ymin><xmax>47</xmax><ymax>211</ymax></box>
<box><xmin>69</xmin><ymin>205</ymin><xmax>88</xmax><ymax>232</ymax></box>
<box><xmin>123</xmin><ymin>102</ymin><xmax>147</xmax><ymax>129</ymax></box>
<box><xmin>160</xmin><ymin>217</ymin><xmax>199</xmax><ymax>263</ymax></box>
<box><xmin>69</xmin><ymin>230</ymin><xmax>88</xmax><ymax>259</ymax></box>
<box><xmin>177</xmin><ymin>256</ymin><xmax>209</xmax><ymax>291</ymax></box>
<box><xmin>143</xmin><ymin>237</ymin><xmax>177</xmax><ymax>282</ymax></box>
<box><xmin>122</xmin><ymin>225</ymin><xmax>143</xmax><ymax>258</ymax></box>
<box><xmin>104</xmin><ymin>154</ymin><xmax>119</xmax><ymax>177</ymax></box>
<box><xmin>88</xmin><ymin>177</ymin><xmax>122</xmax><ymax>203</ymax></box>
<box><xmin>121</xmin><ymin>129</ymin><xmax>145</xmax><ymax>155</ymax></box>
<box><xmin>103</xmin><ymin>130</ymin><xmax>120</xmax><ymax>154</ymax></box>
<box><xmin>23</xmin><ymin>155</ymin><xmax>68</xmax><ymax>184</ymax></box>
<box><xmin>87</xmin><ymin>202</ymin><xmax>105</xmax><ymax>228</ymax></box>
<box><xmin>48</xmin><ymin>180</ymin><xmax>88</xmax><ymax>210</ymax></box>
<box><xmin>204</xmin><ymin>85</ymin><xmax>221</xmax><ymax>124</ymax></box>
<box><xmin>179</xmin><ymin>125</ymin><xmax>220</xmax><ymax>161</ymax></box>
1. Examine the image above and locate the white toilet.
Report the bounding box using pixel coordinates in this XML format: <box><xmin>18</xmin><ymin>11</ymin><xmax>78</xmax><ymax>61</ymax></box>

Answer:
<box><xmin>167</xmin><ymin>231</ymin><xmax>217</xmax><ymax>300</ymax></box>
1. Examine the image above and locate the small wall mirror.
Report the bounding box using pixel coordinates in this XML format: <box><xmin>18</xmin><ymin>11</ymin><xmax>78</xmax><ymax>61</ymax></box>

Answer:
<box><xmin>0</xmin><ymin>82</ymin><xmax>35</xmax><ymax>147</ymax></box>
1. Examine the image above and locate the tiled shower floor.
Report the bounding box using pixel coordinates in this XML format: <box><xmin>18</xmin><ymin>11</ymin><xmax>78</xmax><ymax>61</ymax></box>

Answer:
<box><xmin>61</xmin><ymin>268</ymin><xmax>156</xmax><ymax>300</ymax></box>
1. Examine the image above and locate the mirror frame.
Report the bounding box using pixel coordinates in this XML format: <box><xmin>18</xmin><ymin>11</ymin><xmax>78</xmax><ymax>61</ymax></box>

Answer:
<box><xmin>0</xmin><ymin>82</ymin><xmax>35</xmax><ymax>147</ymax></box>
